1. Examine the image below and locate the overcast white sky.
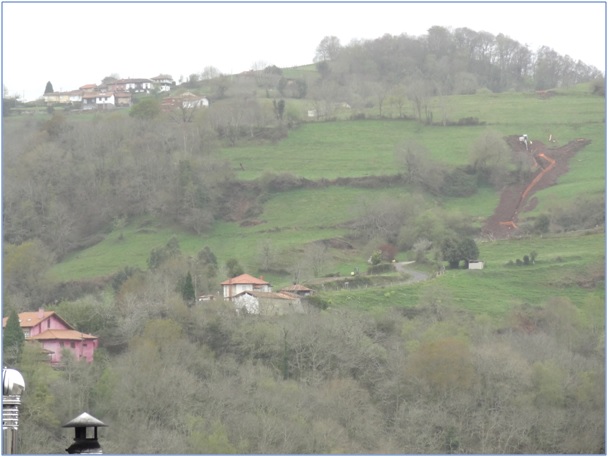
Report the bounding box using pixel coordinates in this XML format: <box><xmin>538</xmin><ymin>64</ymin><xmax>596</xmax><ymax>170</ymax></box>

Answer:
<box><xmin>2</xmin><ymin>2</ymin><xmax>606</xmax><ymax>101</ymax></box>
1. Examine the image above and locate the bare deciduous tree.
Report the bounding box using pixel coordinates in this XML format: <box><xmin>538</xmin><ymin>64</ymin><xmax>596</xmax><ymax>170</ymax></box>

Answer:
<box><xmin>314</xmin><ymin>36</ymin><xmax>341</xmax><ymax>62</ymax></box>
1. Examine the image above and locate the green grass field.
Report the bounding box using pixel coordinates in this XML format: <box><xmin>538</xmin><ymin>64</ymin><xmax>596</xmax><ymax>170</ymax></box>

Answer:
<box><xmin>48</xmin><ymin>84</ymin><xmax>606</xmax><ymax>317</ymax></box>
<box><xmin>222</xmin><ymin>120</ymin><xmax>490</xmax><ymax>180</ymax></box>
<box><xmin>317</xmin><ymin>231</ymin><xmax>605</xmax><ymax>317</ymax></box>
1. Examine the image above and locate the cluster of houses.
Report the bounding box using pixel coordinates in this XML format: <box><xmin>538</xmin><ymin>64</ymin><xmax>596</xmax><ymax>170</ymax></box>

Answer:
<box><xmin>2</xmin><ymin>273</ymin><xmax>313</xmax><ymax>366</ymax></box>
<box><xmin>43</xmin><ymin>75</ymin><xmax>209</xmax><ymax>112</ymax></box>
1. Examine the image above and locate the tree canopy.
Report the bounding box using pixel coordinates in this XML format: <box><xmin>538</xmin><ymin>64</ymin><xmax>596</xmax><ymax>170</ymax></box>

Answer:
<box><xmin>129</xmin><ymin>97</ymin><xmax>161</xmax><ymax>120</ymax></box>
<box><xmin>441</xmin><ymin>237</ymin><xmax>479</xmax><ymax>268</ymax></box>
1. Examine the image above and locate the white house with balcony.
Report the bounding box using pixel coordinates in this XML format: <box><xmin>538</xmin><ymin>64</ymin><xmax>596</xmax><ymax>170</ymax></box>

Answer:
<box><xmin>221</xmin><ymin>273</ymin><xmax>271</xmax><ymax>300</ymax></box>
<box><xmin>151</xmin><ymin>74</ymin><xmax>175</xmax><ymax>92</ymax></box>
<box><xmin>122</xmin><ymin>78</ymin><xmax>154</xmax><ymax>93</ymax></box>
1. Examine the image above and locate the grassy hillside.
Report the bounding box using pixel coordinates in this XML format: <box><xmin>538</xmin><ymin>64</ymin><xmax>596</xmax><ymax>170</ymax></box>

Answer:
<box><xmin>319</xmin><ymin>231</ymin><xmax>604</xmax><ymax>317</ymax></box>
<box><xmin>48</xmin><ymin>83</ymin><xmax>605</xmax><ymax>315</ymax></box>
<box><xmin>221</xmin><ymin>120</ymin><xmax>488</xmax><ymax>180</ymax></box>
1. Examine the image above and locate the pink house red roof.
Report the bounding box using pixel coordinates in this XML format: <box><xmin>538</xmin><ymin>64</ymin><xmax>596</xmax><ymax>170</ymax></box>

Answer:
<box><xmin>2</xmin><ymin>310</ymin><xmax>69</xmax><ymax>329</ymax></box>
<box><xmin>29</xmin><ymin>329</ymin><xmax>97</xmax><ymax>341</ymax></box>
<box><xmin>221</xmin><ymin>273</ymin><xmax>270</xmax><ymax>285</ymax></box>
<box><xmin>3</xmin><ymin>309</ymin><xmax>98</xmax><ymax>364</ymax></box>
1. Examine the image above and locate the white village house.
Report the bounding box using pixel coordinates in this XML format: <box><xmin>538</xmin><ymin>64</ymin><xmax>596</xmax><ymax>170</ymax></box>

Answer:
<box><xmin>221</xmin><ymin>274</ymin><xmax>306</xmax><ymax>315</ymax></box>
<box><xmin>151</xmin><ymin>74</ymin><xmax>175</xmax><ymax>92</ymax></box>
<box><xmin>221</xmin><ymin>273</ymin><xmax>271</xmax><ymax>300</ymax></box>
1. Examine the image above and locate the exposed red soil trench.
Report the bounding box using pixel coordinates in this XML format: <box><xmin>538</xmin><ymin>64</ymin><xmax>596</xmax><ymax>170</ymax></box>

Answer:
<box><xmin>482</xmin><ymin>135</ymin><xmax>591</xmax><ymax>239</ymax></box>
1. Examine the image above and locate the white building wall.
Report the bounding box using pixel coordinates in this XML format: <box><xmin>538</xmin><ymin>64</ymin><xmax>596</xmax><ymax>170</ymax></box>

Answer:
<box><xmin>233</xmin><ymin>295</ymin><xmax>260</xmax><ymax>314</ymax></box>
<box><xmin>223</xmin><ymin>282</ymin><xmax>271</xmax><ymax>299</ymax></box>
<box><xmin>96</xmin><ymin>94</ymin><xmax>115</xmax><ymax>105</ymax></box>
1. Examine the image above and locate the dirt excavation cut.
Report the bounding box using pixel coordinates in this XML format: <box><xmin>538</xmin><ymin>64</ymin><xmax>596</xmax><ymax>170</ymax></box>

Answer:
<box><xmin>483</xmin><ymin>135</ymin><xmax>592</xmax><ymax>239</ymax></box>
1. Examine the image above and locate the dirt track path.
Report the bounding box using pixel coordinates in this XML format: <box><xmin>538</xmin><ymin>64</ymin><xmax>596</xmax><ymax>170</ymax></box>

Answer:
<box><xmin>482</xmin><ymin>136</ymin><xmax>591</xmax><ymax>239</ymax></box>
<box><xmin>394</xmin><ymin>261</ymin><xmax>430</xmax><ymax>283</ymax></box>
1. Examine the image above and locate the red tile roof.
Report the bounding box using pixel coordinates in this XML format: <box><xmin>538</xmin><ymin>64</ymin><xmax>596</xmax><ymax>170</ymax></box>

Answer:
<box><xmin>221</xmin><ymin>273</ymin><xmax>270</xmax><ymax>285</ymax></box>
<box><xmin>3</xmin><ymin>310</ymin><xmax>56</xmax><ymax>328</ymax></box>
<box><xmin>29</xmin><ymin>329</ymin><xmax>97</xmax><ymax>341</ymax></box>
<box><xmin>3</xmin><ymin>310</ymin><xmax>76</xmax><ymax>334</ymax></box>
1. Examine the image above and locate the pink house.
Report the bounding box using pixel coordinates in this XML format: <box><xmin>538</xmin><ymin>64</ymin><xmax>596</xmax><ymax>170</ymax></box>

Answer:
<box><xmin>221</xmin><ymin>274</ymin><xmax>271</xmax><ymax>300</ymax></box>
<box><xmin>2</xmin><ymin>309</ymin><xmax>98</xmax><ymax>364</ymax></box>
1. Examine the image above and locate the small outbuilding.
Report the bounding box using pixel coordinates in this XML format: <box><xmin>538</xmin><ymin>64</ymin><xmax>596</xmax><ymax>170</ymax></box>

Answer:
<box><xmin>468</xmin><ymin>260</ymin><xmax>485</xmax><ymax>270</ymax></box>
<box><xmin>279</xmin><ymin>284</ymin><xmax>313</xmax><ymax>297</ymax></box>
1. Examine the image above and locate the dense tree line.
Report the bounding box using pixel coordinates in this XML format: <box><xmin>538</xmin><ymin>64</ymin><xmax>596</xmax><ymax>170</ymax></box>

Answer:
<box><xmin>9</xmin><ymin>288</ymin><xmax>605</xmax><ymax>454</ymax></box>
<box><xmin>314</xmin><ymin>27</ymin><xmax>602</xmax><ymax>101</ymax></box>
<box><xmin>3</xmin><ymin>113</ymin><xmax>230</xmax><ymax>256</ymax></box>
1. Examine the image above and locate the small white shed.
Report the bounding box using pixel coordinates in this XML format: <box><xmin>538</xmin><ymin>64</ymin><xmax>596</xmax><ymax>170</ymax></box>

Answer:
<box><xmin>468</xmin><ymin>260</ymin><xmax>484</xmax><ymax>270</ymax></box>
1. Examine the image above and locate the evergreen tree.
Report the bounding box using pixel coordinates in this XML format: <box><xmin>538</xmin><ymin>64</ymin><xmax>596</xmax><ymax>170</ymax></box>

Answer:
<box><xmin>44</xmin><ymin>81</ymin><xmax>54</xmax><ymax>94</ymax></box>
<box><xmin>182</xmin><ymin>271</ymin><xmax>195</xmax><ymax>305</ymax></box>
<box><xmin>3</xmin><ymin>309</ymin><xmax>25</xmax><ymax>366</ymax></box>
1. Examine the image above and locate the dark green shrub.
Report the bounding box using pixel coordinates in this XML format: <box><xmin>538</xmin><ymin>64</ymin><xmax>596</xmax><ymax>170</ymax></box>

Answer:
<box><xmin>367</xmin><ymin>263</ymin><xmax>395</xmax><ymax>275</ymax></box>
<box><xmin>305</xmin><ymin>295</ymin><xmax>329</xmax><ymax>310</ymax></box>
<box><xmin>260</xmin><ymin>172</ymin><xmax>306</xmax><ymax>192</ymax></box>
<box><xmin>534</xmin><ymin>214</ymin><xmax>550</xmax><ymax>233</ymax></box>
<box><xmin>440</xmin><ymin>168</ymin><xmax>478</xmax><ymax>197</ymax></box>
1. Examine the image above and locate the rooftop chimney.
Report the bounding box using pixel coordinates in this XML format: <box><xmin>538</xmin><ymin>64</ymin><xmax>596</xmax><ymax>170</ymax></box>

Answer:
<box><xmin>63</xmin><ymin>412</ymin><xmax>107</xmax><ymax>454</ymax></box>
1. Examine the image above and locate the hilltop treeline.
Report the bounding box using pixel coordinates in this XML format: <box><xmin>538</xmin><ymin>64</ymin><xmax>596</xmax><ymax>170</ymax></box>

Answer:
<box><xmin>314</xmin><ymin>27</ymin><xmax>602</xmax><ymax>97</ymax></box>
<box><xmin>15</xmin><ymin>293</ymin><xmax>605</xmax><ymax>454</ymax></box>
<box><xmin>178</xmin><ymin>27</ymin><xmax>604</xmax><ymax>123</ymax></box>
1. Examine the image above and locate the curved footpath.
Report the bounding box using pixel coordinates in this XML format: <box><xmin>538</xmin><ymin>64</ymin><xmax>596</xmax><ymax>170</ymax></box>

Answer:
<box><xmin>394</xmin><ymin>261</ymin><xmax>430</xmax><ymax>283</ymax></box>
